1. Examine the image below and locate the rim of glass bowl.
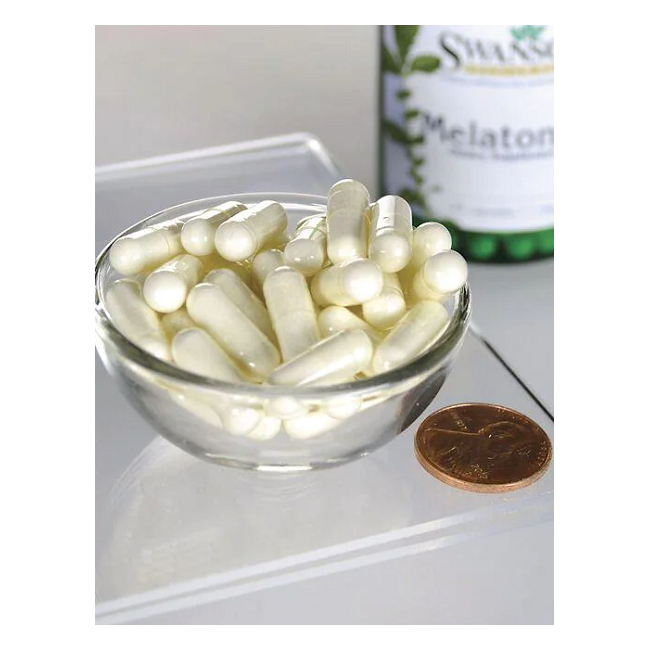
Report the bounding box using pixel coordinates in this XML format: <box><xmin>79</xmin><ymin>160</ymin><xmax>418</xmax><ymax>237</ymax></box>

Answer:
<box><xmin>95</xmin><ymin>193</ymin><xmax>471</xmax><ymax>397</ymax></box>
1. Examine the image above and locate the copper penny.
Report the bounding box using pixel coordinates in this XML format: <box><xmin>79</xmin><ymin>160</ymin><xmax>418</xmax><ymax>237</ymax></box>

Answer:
<box><xmin>415</xmin><ymin>403</ymin><xmax>552</xmax><ymax>493</ymax></box>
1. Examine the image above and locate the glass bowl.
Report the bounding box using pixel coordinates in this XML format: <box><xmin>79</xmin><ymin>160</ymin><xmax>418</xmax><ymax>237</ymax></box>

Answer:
<box><xmin>95</xmin><ymin>193</ymin><xmax>471</xmax><ymax>471</ymax></box>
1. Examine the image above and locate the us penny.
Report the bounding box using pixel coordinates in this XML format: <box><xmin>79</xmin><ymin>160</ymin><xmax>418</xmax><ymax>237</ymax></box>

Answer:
<box><xmin>415</xmin><ymin>403</ymin><xmax>552</xmax><ymax>493</ymax></box>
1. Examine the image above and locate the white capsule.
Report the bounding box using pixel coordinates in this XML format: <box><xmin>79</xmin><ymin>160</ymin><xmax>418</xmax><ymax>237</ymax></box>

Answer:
<box><xmin>168</xmin><ymin>390</ymin><xmax>224</xmax><ymax>429</ymax></box>
<box><xmin>160</xmin><ymin>307</ymin><xmax>196</xmax><ymax>340</ymax></box>
<box><xmin>174</xmin><ymin>390</ymin><xmax>264</xmax><ymax>438</ymax></box>
<box><xmin>263</xmin><ymin>266</ymin><xmax>320</xmax><ymax>361</ymax></box>
<box><xmin>372</xmin><ymin>301</ymin><xmax>450</xmax><ymax>375</ymax></box>
<box><xmin>105</xmin><ymin>279</ymin><xmax>171</xmax><ymax>361</ymax></box>
<box><xmin>323</xmin><ymin>396</ymin><xmax>362</xmax><ymax>420</ymax></box>
<box><xmin>411</xmin><ymin>250</ymin><xmax>468</xmax><ymax>301</ymax></box>
<box><xmin>362</xmin><ymin>273</ymin><xmax>407</xmax><ymax>330</ymax></box>
<box><xmin>268</xmin><ymin>229</ymin><xmax>291</xmax><ymax>251</ymax></box>
<box><xmin>268</xmin><ymin>330</ymin><xmax>373</xmax><ymax>386</ymax></box>
<box><xmin>400</xmin><ymin>223</ymin><xmax>452</xmax><ymax>289</ymax></box>
<box><xmin>283</xmin><ymin>411</ymin><xmax>340</xmax><ymax>440</ymax></box>
<box><xmin>109</xmin><ymin>219</ymin><xmax>184</xmax><ymax>276</ymax></box>
<box><xmin>368</xmin><ymin>196</ymin><xmax>413</xmax><ymax>273</ymax></box>
<box><xmin>180</xmin><ymin>201</ymin><xmax>247</xmax><ymax>256</ymax></box>
<box><xmin>411</xmin><ymin>222</ymin><xmax>453</xmax><ymax>268</ymax></box>
<box><xmin>143</xmin><ymin>254</ymin><xmax>204</xmax><ymax>313</ymax></box>
<box><xmin>220</xmin><ymin>404</ymin><xmax>264</xmax><ymax>437</ymax></box>
<box><xmin>318</xmin><ymin>305</ymin><xmax>384</xmax><ymax>344</ymax></box>
<box><xmin>251</xmin><ymin>248</ymin><xmax>284</xmax><ymax>293</ymax></box>
<box><xmin>246</xmin><ymin>416</ymin><xmax>282</xmax><ymax>441</ymax></box>
<box><xmin>204</xmin><ymin>268</ymin><xmax>275</xmax><ymax>342</ymax></box>
<box><xmin>171</xmin><ymin>328</ymin><xmax>245</xmax><ymax>383</ymax></box>
<box><xmin>214</xmin><ymin>200</ymin><xmax>288</xmax><ymax>261</ymax></box>
<box><xmin>199</xmin><ymin>254</ymin><xmax>252</xmax><ymax>285</ymax></box>
<box><xmin>317</xmin><ymin>306</ymin><xmax>380</xmax><ymax>377</ymax></box>
<box><xmin>311</xmin><ymin>259</ymin><xmax>384</xmax><ymax>307</ymax></box>
<box><xmin>225</xmin><ymin>262</ymin><xmax>253</xmax><ymax>286</ymax></box>
<box><xmin>186</xmin><ymin>283</ymin><xmax>280</xmax><ymax>380</ymax></box>
<box><xmin>326</xmin><ymin>179</ymin><xmax>370</xmax><ymax>263</ymax></box>
<box><xmin>265</xmin><ymin>396</ymin><xmax>309</xmax><ymax>420</ymax></box>
<box><xmin>283</xmin><ymin>213</ymin><xmax>327</xmax><ymax>277</ymax></box>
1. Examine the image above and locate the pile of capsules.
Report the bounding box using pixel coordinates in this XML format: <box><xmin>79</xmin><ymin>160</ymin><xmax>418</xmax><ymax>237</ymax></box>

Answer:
<box><xmin>104</xmin><ymin>179</ymin><xmax>468</xmax><ymax>440</ymax></box>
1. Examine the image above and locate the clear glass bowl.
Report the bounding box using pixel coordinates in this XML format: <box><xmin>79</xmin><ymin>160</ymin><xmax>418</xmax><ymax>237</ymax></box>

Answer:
<box><xmin>95</xmin><ymin>193</ymin><xmax>471</xmax><ymax>471</ymax></box>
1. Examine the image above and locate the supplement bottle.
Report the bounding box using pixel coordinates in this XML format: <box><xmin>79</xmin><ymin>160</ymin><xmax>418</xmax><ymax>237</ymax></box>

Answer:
<box><xmin>380</xmin><ymin>25</ymin><xmax>554</xmax><ymax>262</ymax></box>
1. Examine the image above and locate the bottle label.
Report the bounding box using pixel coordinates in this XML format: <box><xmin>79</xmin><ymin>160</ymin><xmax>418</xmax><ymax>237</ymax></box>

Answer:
<box><xmin>382</xmin><ymin>25</ymin><xmax>554</xmax><ymax>233</ymax></box>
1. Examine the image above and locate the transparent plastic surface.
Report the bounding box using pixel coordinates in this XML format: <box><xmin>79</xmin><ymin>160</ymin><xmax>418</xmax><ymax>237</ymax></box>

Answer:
<box><xmin>96</xmin><ymin>133</ymin><xmax>343</xmax><ymax>256</ymax></box>
<box><xmin>96</xmin><ymin>330</ymin><xmax>553</xmax><ymax>622</ymax></box>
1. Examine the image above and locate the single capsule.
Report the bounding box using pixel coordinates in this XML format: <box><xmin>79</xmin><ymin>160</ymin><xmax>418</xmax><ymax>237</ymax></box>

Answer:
<box><xmin>326</xmin><ymin>179</ymin><xmax>370</xmax><ymax>263</ymax></box>
<box><xmin>268</xmin><ymin>330</ymin><xmax>373</xmax><ymax>386</ymax></box>
<box><xmin>220</xmin><ymin>404</ymin><xmax>264</xmax><ymax>437</ymax></box>
<box><xmin>283</xmin><ymin>411</ymin><xmax>340</xmax><ymax>440</ymax></box>
<box><xmin>263</xmin><ymin>266</ymin><xmax>320</xmax><ymax>361</ymax></box>
<box><xmin>411</xmin><ymin>250</ymin><xmax>468</xmax><ymax>301</ymax></box>
<box><xmin>311</xmin><ymin>259</ymin><xmax>384</xmax><ymax>307</ymax></box>
<box><xmin>265</xmin><ymin>396</ymin><xmax>309</xmax><ymax>420</ymax></box>
<box><xmin>361</xmin><ymin>273</ymin><xmax>406</xmax><ymax>330</ymax></box>
<box><xmin>143</xmin><ymin>254</ymin><xmax>204</xmax><ymax>313</ymax></box>
<box><xmin>214</xmin><ymin>200</ymin><xmax>288</xmax><ymax>261</ymax></box>
<box><xmin>368</xmin><ymin>196</ymin><xmax>413</xmax><ymax>273</ymax></box>
<box><xmin>160</xmin><ymin>307</ymin><xmax>196</xmax><ymax>340</ymax></box>
<box><xmin>318</xmin><ymin>305</ymin><xmax>384</xmax><ymax>344</ymax></box>
<box><xmin>186</xmin><ymin>283</ymin><xmax>280</xmax><ymax>380</ymax></box>
<box><xmin>109</xmin><ymin>219</ymin><xmax>184</xmax><ymax>276</ymax></box>
<box><xmin>246</xmin><ymin>416</ymin><xmax>281</xmax><ymax>441</ymax></box>
<box><xmin>323</xmin><ymin>395</ymin><xmax>362</xmax><ymax>420</ymax></box>
<box><xmin>180</xmin><ymin>201</ymin><xmax>246</xmax><ymax>256</ymax></box>
<box><xmin>317</xmin><ymin>306</ymin><xmax>380</xmax><ymax>376</ymax></box>
<box><xmin>105</xmin><ymin>279</ymin><xmax>170</xmax><ymax>361</ymax></box>
<box><xmin>171</xmin><ymin>328</ymin><xmax>245</xmax><ymax>383</ymax></box>
<box><xmin>204</xmin><ymin>268</ymin><xmax>275</xmax><ymax>342</ymax></box>
<box><xmin>168</xmin><ymin>390</ymin><xmax>224</xmax><ymax>429</ymax></box>
<box><xmin>372</xmin><ymin>301</ymin><xmax>450</xmax><ymax>374</ymax></box>
<box><xmin>251</xmin><ymin>248</ymin><xmax>284</xmax><ymax>293</ymax></box>
<box><xmin>283</xmin><ymin>213</ymin><xmax>327</xmax><ymax>277</ymax></box>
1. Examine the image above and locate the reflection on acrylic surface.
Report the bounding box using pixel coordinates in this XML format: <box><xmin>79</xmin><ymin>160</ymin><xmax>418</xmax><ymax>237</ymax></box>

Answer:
<box><xmin>96</xmin><ymin>437</ymin><xmax>412</xmax><ymax>601</ymax></box>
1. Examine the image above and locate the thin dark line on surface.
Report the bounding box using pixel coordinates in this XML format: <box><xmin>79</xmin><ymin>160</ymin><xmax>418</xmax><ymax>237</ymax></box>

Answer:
<box><xmin>470</xmin><ymin>323</ymin><xmax>554</xmax><ymax>423</ymax></box>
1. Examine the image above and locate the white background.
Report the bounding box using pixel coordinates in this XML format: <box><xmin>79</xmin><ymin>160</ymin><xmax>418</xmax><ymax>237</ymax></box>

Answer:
<box><xmin>0</xmin><ymin>12</ymin><xmax>637</xmax><ymax>639</ymax></box>
<box><xmin>96</xmin><ymin>25</ymin><xmax>380</xmax><ymax>195</ymax></box>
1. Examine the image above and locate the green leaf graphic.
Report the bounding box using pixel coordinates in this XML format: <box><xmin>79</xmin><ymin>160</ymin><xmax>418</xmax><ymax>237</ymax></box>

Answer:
<box><xmin>395</xmin><ymin>25</ymin><xmax>419</xmax><ymax>64</ymax></box>
<box><xmin>409</xmin><ymin>134</ymin><xmax>425</xmax><ymax>145</ymax></box>
<box><xmin>382</xmin><ymin>45</ymin><xmax>401</xmax><ymax>74</ymax></box>
<box><xmin>510</xmin><ymin>25</ymin><xmax>545</xmax><ymax>41</ymax></box>
<box><xmin>382</xmin><ymin>119</ymin><xmax>411</xmax><ymax>145</ymax></box>
<box><xmin>413</xmin><ymin>157</ymin><xmax>425</xmax><ymax>167</ymax></box>
<box><xmin>409</xmin><ymin>54</ymin><xmax>441</xmax><ymax>73</ymax></box>
<box><xmin>404</xmin><ymin>108</ymin><xmax>419</xmax><ymax>120</ymax></box>
<box><xmin>396</xmin><ymin>88</ymin><xmax>412</xmax><ymax>100</ymax></box>
<box><xmin>510</xmin><ymin>26</ymin><xmax>524</xmax><ymax>40</ymax></box>
<box><xmin>529</xmin><ymin>25</ymin><xmax>545</xmax><ymax>40</ymax></box>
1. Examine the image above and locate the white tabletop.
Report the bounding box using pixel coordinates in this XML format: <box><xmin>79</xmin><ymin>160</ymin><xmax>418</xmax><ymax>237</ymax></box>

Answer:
<box><xmin>95</xmin><ymin>134</ymin><xmax>553</xmax><ymax>624</ymax></box>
